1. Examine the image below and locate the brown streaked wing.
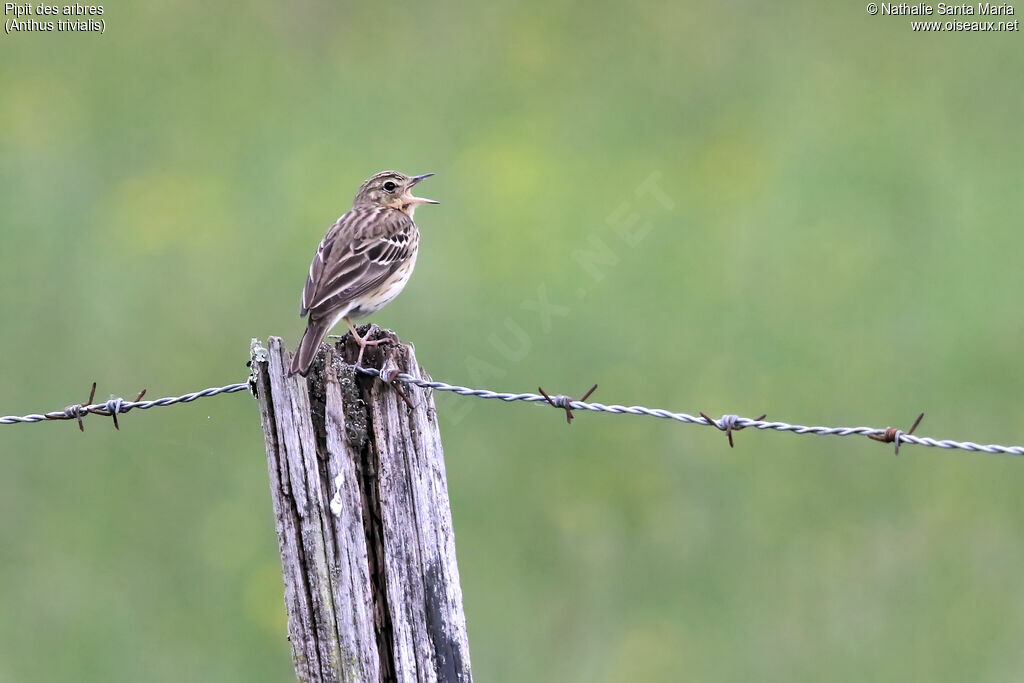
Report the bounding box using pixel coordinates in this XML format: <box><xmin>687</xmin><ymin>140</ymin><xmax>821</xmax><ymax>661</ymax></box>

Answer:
<box><xmin>300</xmin><ymin>206</ymin><xmax>381</xmax><ymax>316</ymax></box>
<box><xmin>300</xmin><ymin>207</ymin><xmax>418</xmax><ymax>318</ymax></box>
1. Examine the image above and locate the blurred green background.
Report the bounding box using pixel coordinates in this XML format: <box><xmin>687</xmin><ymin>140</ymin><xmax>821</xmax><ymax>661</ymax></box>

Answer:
<box><xmin>2</xmin><ymin>1</ymin><xmax>1023</xmax><ymax>681</ymax></box>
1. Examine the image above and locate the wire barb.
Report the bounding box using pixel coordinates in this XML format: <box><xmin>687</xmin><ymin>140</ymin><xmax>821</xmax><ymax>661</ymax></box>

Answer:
<box><xmin>57</xmin><ymin>383</ymin><xmax>149</xmax><ymax>431</ymax></box>
<box><xmin>537</xmin><ymin>383</ymin><xmax>598</xmax><ymax>424</ymax></box>
<box><xmin>62</xmin><ymin>382</ymin><xmax>97</xmax><ymax>431</ymax></box>
<box><xmin>867</xmin><ymin>412</ymin><xmax>925</xmax><ymax>455</ymax></box>
<box><xmin>380</xmin><ymin>367</ymin><xmax>416</xmax><ymax>410</ymax></box>
<box><xmin>700</xmin><ymin>412</ymin><xmax>768</xmax><ymax>448</ymax></box>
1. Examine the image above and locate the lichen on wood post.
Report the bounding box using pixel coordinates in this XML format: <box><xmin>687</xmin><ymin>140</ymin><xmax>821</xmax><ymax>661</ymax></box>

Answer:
<box><xmin>251</xmin><ymin>330</ymin><xmax>472</xmax><ymax>682</ymax></box>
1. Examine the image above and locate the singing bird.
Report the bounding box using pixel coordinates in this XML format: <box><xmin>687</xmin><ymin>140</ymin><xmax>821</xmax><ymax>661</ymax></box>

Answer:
<box><xmin>290</xmin><ymin>171</ymin><xmax>438</xmax><ymax>376</ymax></box>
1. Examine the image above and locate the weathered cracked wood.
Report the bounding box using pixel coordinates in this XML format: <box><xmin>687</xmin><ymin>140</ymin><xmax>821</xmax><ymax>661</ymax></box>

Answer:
<box><xmin>252</xmin><ymin>332</ymin><xmax>472</xmax><ymax>683</ymax></box>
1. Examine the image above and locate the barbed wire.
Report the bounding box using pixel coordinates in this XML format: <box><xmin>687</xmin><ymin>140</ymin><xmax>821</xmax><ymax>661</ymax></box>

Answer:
<box><xmin>2</xmin><ymin>366</ymin><xmax>1022</xmax><ymax>458</ymax></box>
<box><xmin>0</xmin><ymin>381</ymin><xmax>250</xmax><ymax>430</ymax></box>
<box><xmin>356</xmin><ymin>367</ymin><xmax>1024</xmax><ymax>457</ymax></box>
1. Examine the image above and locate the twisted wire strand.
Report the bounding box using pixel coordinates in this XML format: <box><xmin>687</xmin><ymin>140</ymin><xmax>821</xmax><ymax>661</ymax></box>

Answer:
<box><xmin>2</xmin><ymin>367</ymin><xmax>1023</xmax><ymax>457</ymax></box>
<box><xmin>0</xmin><ymin>383</ymin><xmax>250</xmax><ymax>426</ymax></box>
<box><xmin>355</xmin><ymin>367</ymin><xmax>1024</xmax><ymax>457</ymax></box>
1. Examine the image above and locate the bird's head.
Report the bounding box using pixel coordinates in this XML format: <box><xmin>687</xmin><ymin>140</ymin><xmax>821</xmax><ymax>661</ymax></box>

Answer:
<box><xmin>353</xmin><ymin>171</ymin><xmax>439</xmax><ymax>216</ymax></box>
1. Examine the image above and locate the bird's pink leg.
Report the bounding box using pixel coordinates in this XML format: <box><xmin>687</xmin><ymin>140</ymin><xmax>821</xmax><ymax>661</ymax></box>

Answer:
<box><xmin>344</xmin><ymin>317</ymin><xmax>391</xmax><ymax>367</ymax></box>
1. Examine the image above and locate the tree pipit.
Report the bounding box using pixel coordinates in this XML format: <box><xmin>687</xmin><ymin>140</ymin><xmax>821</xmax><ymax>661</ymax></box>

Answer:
<box><xmin>289</xmin><ymin>171</ymin><xmax>438</xmax><ymax>376</ymax></box>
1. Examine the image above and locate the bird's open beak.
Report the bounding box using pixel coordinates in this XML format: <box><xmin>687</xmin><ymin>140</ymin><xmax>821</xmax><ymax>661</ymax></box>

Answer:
<box><xmin>407</xmin><ymin>173</ymin><xmax>439</xmax><ymax>204</ymax></box>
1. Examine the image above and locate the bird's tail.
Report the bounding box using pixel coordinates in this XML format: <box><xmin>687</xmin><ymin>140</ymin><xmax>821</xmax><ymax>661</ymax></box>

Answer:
<box><xmin>290</xmin><ymin>318</ymin><xmax>331</xmax><ymax>376</ymax></box>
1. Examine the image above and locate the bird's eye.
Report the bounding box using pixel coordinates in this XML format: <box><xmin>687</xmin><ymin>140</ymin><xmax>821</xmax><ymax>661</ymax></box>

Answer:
<box><xmin>383</xmin><ymin>181</ymin><xmax>397</xmax><ymax>192</ymax></box>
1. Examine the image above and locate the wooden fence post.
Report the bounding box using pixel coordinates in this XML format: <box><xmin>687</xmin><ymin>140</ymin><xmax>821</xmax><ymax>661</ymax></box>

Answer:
<box><xmin>251</xmin><ymin>333</ymin><xmax>472</xmax><ymax>683</ymax></box>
